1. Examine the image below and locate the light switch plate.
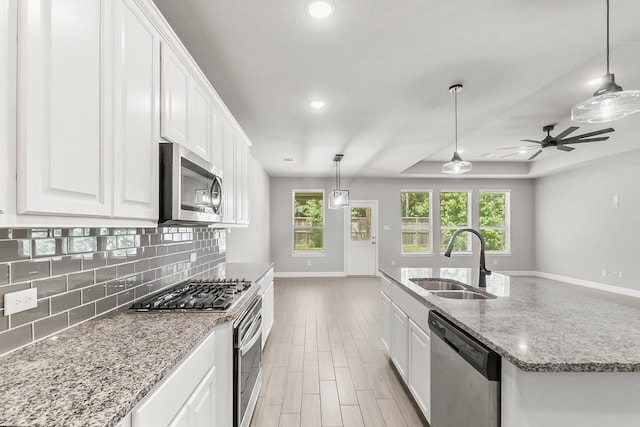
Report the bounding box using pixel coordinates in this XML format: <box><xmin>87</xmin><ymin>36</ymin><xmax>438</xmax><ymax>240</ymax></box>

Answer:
<box><xmin>4</xmin><ymin>288</ymin><xmax>38</xmax><ymax>316</ymax></box>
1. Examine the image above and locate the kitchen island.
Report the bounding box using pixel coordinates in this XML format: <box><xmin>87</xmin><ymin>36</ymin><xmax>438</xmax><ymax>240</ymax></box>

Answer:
<box><xmin>0</xmin><ymin>262</ymin><xmax>273</xmax><ymax>427</ymax></box>
<box><xmin>380</xmin><ymin>267</ymin><xmax>640</xmax><ymax>427</ymax></box>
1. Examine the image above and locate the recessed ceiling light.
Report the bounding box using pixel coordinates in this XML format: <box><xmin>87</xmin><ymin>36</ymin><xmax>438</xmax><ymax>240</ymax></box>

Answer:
<box><xmin>283</xmin><ymin>157</ymin><xmax>295</xmax><ymax>163</ymax></box>
<box><xmin>308</xmin><ymin>1</ymin><xmax>334</xmax><ymax>19</ymax></box>
<box><xmin>309</xmin><ymin>100</ymin><xmax>326</xmax><ymax>109</ymax></box>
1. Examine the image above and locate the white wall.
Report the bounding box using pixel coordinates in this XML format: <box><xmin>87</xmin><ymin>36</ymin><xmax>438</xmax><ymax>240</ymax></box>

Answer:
<box><xmin>271</xmin><ymin>176</ymin><xmax>535</xmax><ymax>274</ymax></box>
<box><xmin>534</xmin><ymin>149</ymin><xmax>640</xmax><ymax>291</ymax></box>
<box><xmin>225</xmin><ymin>154</ymin><xmax>271</xmax><ymax>263</ymax></box>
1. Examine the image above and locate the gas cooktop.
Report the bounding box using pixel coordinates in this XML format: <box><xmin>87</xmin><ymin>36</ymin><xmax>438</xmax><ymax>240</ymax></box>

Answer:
<box><xmin>130</xmin><ymin>278</ymin><xmax>252</xmax><ymax>312</ymax></box>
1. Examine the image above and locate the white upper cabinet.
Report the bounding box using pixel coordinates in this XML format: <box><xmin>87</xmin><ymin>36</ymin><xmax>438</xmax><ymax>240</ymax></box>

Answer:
<box><xmin>112</xmin><ymin>0</ymin><xmax>160</xmax><ymax>220</ymax></box>
<box><xmin>222</xmin><ymin>120</ymin><xmax>236</xmax><ymax>223</ymax></box>
<box><xmin>0</xmin><ymin>0</ymin><xmax>16</xmax><ymax>222</ymax></box>
<box><xmin>189</xmin><ymin>79</ymin><xmax>211</xmax><ymax>162</ymax></box>
<box><xmin>210</xmin><ymin>101</ymin><xmax>224</xmax><ymax>170</ymax></box>
<box><xmin>235</xmin><ymin>136</ymin><xmax>249</xmax><ymax>225</ymax></box>
<box><xmin>160</xmin><ymin>42</ymin><xmax>189</xmax><ymax>146</ymax></box>
<box><xmin>17</xmin><ymin>0</ymin><xmax>111</xmax><ymax>216</ymax></box>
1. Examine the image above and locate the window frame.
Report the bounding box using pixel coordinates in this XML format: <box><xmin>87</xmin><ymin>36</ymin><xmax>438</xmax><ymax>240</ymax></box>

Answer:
<box><xmin>291</xmin><ymin>189</ymin><xmax>325</xmax><ymax>255</ymax></box>
<box><xmin>439</xmin><ymin>190</ymin><xmax>472</xmax><ymax>254</ymax></box>
<box><xmin>400</xmin><ymin>190</ymin><xmax>433</xmax><ymax>255</ymax></box>
<box><xmin>479</xmin><ymin>190</ymin><xmax>511</xmax><ymax>254</ymax></box>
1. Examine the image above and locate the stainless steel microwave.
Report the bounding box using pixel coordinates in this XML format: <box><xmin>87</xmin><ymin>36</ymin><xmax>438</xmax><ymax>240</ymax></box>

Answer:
<box><xmin>159</xmin><ymin>142</ymin><xmax>223</xmax><ymax>224</ymax></box>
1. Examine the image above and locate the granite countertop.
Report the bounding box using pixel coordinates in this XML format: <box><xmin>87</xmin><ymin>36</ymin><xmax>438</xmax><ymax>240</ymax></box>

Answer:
<box><xmin>0</xmin><ymin>262</ymin><xmax>273</xmax><ymax>427</ymax></box>
<box><xmin>380</xmin><ymin>266</ymin><xmax>640</xmax><ymax>373</ymax></box>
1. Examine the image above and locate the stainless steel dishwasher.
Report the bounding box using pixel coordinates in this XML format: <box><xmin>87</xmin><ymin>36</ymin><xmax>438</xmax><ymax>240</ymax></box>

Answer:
<box><xmin>429</xmin><ymin>311</ymin><xmax>501</xmax><ymax>427</ymax></box>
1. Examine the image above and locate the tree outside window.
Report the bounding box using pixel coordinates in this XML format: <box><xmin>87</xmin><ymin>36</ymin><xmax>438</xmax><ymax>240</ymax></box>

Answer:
<box><xmin>440</xmin><ymin>191</ymin><xmax>471</xmax><ymax>252</ymax></box>
<box><xmin>293</xmin><ymin>191</ymin><xmax>324</xmax><ymax>251</ymax></box>
<box><xmin>480</xmin><ymin>191</ymin><xmax>510</xmax><ymax>252</ymax></box>
<box><xmin>401</xmin><ymin>191</ymin><xmax>431</xmax><ymax>253</ymax></box>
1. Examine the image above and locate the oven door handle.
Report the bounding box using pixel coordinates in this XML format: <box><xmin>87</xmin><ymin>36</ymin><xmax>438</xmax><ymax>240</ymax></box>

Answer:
<box><xmin>240</xmin><ymin>315</ymin><xmax>263</xmax><ymax>356</ymax></box>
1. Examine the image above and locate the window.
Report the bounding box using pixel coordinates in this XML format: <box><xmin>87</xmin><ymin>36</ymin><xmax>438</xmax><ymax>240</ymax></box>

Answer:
<box><xmin>440</xmin><ymin>191</ymin><xmax>471</xmax><ymax>252</ymax></box>
<box><xmin>479</xmin><ymin>191</ymin><xmax>510</xmax><ymax>252</ymax></box>
<box><xmin>351</xmin><ymin>207</ymin><xmax>372</xmax><ymax>241</ymax></box>
<box><xmin>401</xmin><ymin>191</ymin><xmax>431</xmax><ymax>253</ymax></box>
<box><xmin>293</xmin><ymin>191</ymin><xmax>324</xmax><ymax>252</ymax></box>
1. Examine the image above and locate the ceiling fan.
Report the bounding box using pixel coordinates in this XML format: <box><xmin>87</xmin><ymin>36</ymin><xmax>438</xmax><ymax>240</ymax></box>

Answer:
<box><xmin>498</xmin><ymin>124</ymin><xmax>615</xmax><ymax>160</ymax></box>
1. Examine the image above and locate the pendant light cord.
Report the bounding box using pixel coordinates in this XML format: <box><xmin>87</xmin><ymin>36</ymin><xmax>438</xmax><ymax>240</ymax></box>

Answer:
<box><xmin>454</xmin><ymin>89</ymin><xmax>459</xmax><ymax>153</ymax></box>
<box><xmin>606</xmin><ymin>0</ymin><xmax>610</xmax><ymax>74</ymax></box>
<box><xmin>335</xmin><ymin>160</ymin><xmax>339</xmax><ymax>190</ymax></box>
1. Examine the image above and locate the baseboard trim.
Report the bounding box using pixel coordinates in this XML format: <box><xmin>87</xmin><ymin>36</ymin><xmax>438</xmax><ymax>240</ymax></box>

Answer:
<box><xmin>501</xmin><ymin>271</ymin><xmax>640</xmax><ymax>299</ymax></box>
<box><xmin>274</xmin><ymin>272</ymin><xmax>347</xmax><ymax>278</ymax></box>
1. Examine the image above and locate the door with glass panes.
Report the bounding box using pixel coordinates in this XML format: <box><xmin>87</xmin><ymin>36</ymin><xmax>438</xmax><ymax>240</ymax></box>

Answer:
<box><xmin>345</xmin><ymin>201</ymin><xmax>378</xmax><ymax>275</ymax></box>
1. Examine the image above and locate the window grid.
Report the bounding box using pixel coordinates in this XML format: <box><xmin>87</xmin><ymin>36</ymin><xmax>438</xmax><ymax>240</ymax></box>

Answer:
<box><xmin>292</xmin><ymin>190</ymin><xmax>324</xmax><ymax>253</ymax></box>
<box><xmin>479</xmin><ymin>191</ymin><xmax>510</xmax><ymax>253</ymax></box>
<box><xmin>400</xmin><ymin>191</ymin><xmax>432</xmax><ymax>254</ymax></box>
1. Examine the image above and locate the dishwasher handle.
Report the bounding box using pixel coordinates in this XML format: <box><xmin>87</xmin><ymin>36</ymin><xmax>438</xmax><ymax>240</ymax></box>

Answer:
<box><xmin>429</xmin><ymin>311</ymin><xmax>501</xmax><ymax>381</ymax></box>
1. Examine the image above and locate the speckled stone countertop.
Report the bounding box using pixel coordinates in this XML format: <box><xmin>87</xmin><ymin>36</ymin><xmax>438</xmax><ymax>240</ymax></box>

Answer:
<box><xmin>380</xmin><ymin>266</ymin><xmax>640</xmax><ymax>373</ymax></box>
<box><xmin>0</xmin><ymin>262</ymin><xmax>273</xmax><ymax>427</ymax></box>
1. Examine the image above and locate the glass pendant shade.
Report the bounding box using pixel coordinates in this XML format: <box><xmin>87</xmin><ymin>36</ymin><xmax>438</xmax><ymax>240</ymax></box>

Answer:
<box><xmin>328</xmin><ymin>189</ymin><xmax>350</xmax><ymax>209</ymax></box>
<box><xmin>571</xmin><ymin>74</ymin><xmax>640</xmax><ymax>122</ymax></box>
<box><xmin>442</xmin><ymin>151</ymin><xmax>472</xmax><ymax>175</ymax></box>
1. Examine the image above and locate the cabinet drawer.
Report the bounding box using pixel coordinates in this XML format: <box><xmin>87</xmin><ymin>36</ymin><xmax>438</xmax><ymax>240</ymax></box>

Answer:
<box><xmin>391</xmin><ymin>283</ymin><xmax>429</xmax><ymax>335</ymax></box>
<box><xmin>132</xmin><ymin>328</ymin><xmax>216</xmax><ymax>427</ymax></box>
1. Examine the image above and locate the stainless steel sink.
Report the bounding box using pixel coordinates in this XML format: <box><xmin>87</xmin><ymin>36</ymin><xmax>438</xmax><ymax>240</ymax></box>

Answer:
<box><xmin>431</xmin><ymin>290</ymin><xmax>497</xmax><ymax>300</ymax></box>
<box><xmin>409</xmin><ymin>278</ymin><xmax>466</xmax><ymax>291</ymax></box>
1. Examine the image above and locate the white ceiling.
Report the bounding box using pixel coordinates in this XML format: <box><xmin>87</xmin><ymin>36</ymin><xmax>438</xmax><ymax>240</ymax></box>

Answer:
<box><xmin>152</xmin><ymin>0</ymin><xmax>640</xmax><ymax>179</ymax></box>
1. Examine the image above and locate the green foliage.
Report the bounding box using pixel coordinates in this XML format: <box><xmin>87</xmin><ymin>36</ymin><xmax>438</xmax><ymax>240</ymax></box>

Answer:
<box><xmin>480</xmin><ymin>193</ymin><xmax>505</xmax><ymax>227</ymax></box>
<box><xmin>440</xmin><ymin>192</ymin><xmax>468</xmax><ymax>226</ymax></box>
<box><xmin>401</xmin><ymin>192</ymin><xmax>430</xmax><ymax>218</ymax></box>
<box><xmin>480</xmin><ymin>229</ymin><xmax>505</xmax><ymax>251</ymax></box>
<box><xmin>440</xmin><ymin>229</ymin><xmax>469</xmax><ymax>252</ymax></box>
<box><xmin>294</xmin><ymin>192</ymin><xmax>323</xmax><ymax>227</ymax></box>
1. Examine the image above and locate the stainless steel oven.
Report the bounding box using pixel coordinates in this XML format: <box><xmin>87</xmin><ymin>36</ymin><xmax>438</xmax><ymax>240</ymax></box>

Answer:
<box><xmin>159</xmin><ymin>142</ymin><xmax>223</xmax><ymax>224</ymax></box>
<box><xmin>234</xmin><ymin>295</ymin><xmax>262</xmax><ymax>427</ymax></box>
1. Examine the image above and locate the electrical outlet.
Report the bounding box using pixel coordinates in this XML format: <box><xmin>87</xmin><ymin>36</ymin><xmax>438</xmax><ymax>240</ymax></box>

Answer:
<box><xmin>618</xmin><ymin>271</ymin><xmax>623</xmax><ymax>279</ymax></box>
<box><xmin>4</xmin><ymin>288</ymin><xmax>38</xmax><ymax>316</ymax></box>
<box><xmin>391</xmin><ymin>260</ymin><xmax>395</xmax><ymax>266</ymax></box>
<box><xmin>613</xmin><ymin>195</ymin><xmax>619</xmax><ymax>209</ymax></box>
<box><xmin>493</xmin><ymin>259</ymin><xmax>499</xmax><ymax>266</ymax></box>
<box><xmin>307</xmin><ymin>261</ymin><xmax>312</xmax><ymax>266</ymax></box>
<box><xmin>601</xmin><ymin>269</ymin><xmax>607</xmax><ymax>277</ymax></box>
<box><xmin>190</xmin><ymin>252</ymin><xmax>197</xmax><ymax>263</ymax></box>
<box><xmin>383</xmin><ymin>225</ymin><xmax>391</xmax><ymax>231</ymax></box>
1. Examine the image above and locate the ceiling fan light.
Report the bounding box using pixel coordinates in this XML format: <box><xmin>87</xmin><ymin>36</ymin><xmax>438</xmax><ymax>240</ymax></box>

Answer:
<box><xmin>442</xmin><ymin>152</ymin><xmax>472</xmax><ymax>175</ymax></box>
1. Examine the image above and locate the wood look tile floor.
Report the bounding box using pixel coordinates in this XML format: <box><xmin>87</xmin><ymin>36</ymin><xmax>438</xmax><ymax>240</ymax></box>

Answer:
<box><xmin>250</xmin><ymin>277</ymin><xmax>427</xmax><ymax>427</ymax></box>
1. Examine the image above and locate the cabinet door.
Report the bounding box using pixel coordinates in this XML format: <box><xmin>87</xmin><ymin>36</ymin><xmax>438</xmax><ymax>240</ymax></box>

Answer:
<box><xmin>222</xmin><ymin>120</ymin><xmax>236</xmax><ymax>223</ymax></box>
<box><xmin>187</xmin><ymin>365</ymin><xmax>216</xmax><ymax>427</ymax></box>
<box><xmin>112</xmin><ymin>0</ymin><xmax>160</xmax><ymax>219</ymax></box>
<box><xmin>189</xmin><ymin>80</ymin><xmax>210</xmax><ymax>162</ymax></box>
<box><xmin>262</xmin><ymin>280</ymin><xmax>274</xmax><ymax>349</ymax></box>
<box><xmin>381</xmin><ymin>291</ymin><xmax>392</xmax><ymax>355</ymax></box>
<box><xmin>17</xmin><ymin>0</ymin><xmax>111</xmax><ymax>216</ymax></box>
<box><xmin>408</xmin><ymin>319</ymin><xmax>431</xmax><ymax>422</ymax></box>
<box><xmin>235</xmin><ymin>138</ymin><xmax>249</xmax><ymax>225</ymax></box>
<box><xmin>160</xmin><ymin>42</ymin><xmax>189</xmax><ymax>145</ymax></box>
<box><xmin>391</xmin><ymin>302</ymin><xmax>409</xmax><ymax>380</ymax></box>
<box><xmin>0</xmin><ymin>0</ymin><xmax>16</xmax><ymax>221</ymax></box>
<box><xmin>210</xmin><ymin>102</ymin><xmax>224</xmax><ymax>169</ymax></box>
<box><xmin>167</xmin><ymin>407</ymin><xmax>188</xmax><ymax>427</ymax></box>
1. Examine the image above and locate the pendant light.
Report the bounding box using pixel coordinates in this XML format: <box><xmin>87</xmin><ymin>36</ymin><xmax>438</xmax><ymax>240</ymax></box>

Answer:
<box><xmin>442</xmin><ymin>84</ymin><xmax>472</xmax><ymax>175</ymax></box>
<box><xmin>571</xmin><ymin>0</ymin><xmax>640</xmax><ymax>123</ymax></box>
<box><xmin>328</xmin><ymin>154</ymin><xmax>349</xmax><ymax>209</ymax></box>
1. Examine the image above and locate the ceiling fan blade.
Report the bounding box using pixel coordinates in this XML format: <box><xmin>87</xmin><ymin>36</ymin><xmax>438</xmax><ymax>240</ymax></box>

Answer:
<box><xmin>528</xmin><ymin>149</ymin><xmax>543</xmax><ymax>160</ymax></box>
<box><xmin>556</xmin><ymin>145</ymin><xmax>575</xmax><ymax>152</ymax></box>
<box><xmin>553</xmin><ymin>126</ymin><xmax>579</xmax><ymax>140</ymax></box>
<box><xmin>562</xmin><ymin>137</ymin><xmax>610</xmax><ymax>145</ymax></box>
<box><xmin>566</xmin><ymin>127</ymin><xmax>615</xmax><ymax>140</ymax></box>
<box><xmin>500</xmin><ymin>152</ymin><xmax>520</xmax><ymax>159</ymax></box>
<box><xmin>496</xmin><ymin>146</ymin><xmax>525</xmax><ymax>150</ymax></box>
<box><xmin>520</xmin><ymin>139</ymin><xmax>543</xmax><ymax>144</ymax></box>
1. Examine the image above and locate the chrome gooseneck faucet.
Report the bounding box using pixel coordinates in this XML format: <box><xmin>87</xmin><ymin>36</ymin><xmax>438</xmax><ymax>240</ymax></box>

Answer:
<box><xmin>444</xmin><ymin>228</ymin><xmax>492</xmax><ymax>288</ymax></box>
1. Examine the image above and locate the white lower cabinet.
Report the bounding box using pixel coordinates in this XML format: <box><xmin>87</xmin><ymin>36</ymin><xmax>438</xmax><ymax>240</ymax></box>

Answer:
<box><xmin>259</xmin><ymin>268</ymin><xmax>275</xmax><ymax>349</ymax></box>
<box><xmin>131</xmin><ymin>321</ymin><xmax>231</xmax><ymax>427</ymax></box>
<box><xmin>381</xmin><ymin>278</ymin><xmax>431</xmax><ymax>424</ymax></box>
<box><xmin>390</xmin><ymin>302</ymin><xmax>409</xmax><ymax>381</ymax></box>
<box><xmin>381</xmin><ymin>291</ymin><xmax>392</xmax><ymax>355</ymax></box>
<box><xmin>408</xmin><ymin>318</ymin><xmax>431</xmax><ymax>421</ymax></box>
